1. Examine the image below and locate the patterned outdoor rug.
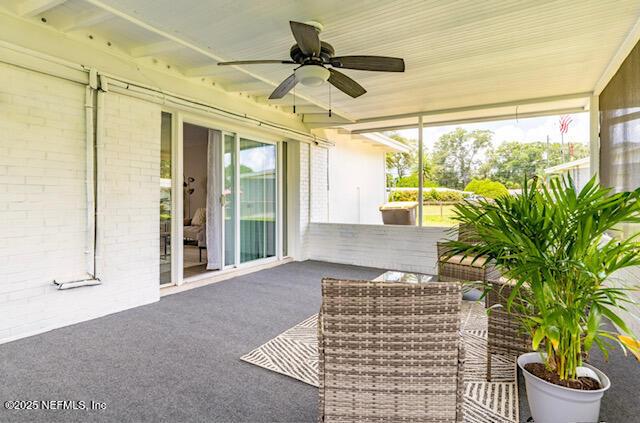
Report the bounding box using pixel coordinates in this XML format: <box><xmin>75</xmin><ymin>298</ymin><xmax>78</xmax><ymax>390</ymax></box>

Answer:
<box><xmin>241</xmin><ymin>301</ymin><xmax>519</xmax><ymax>423</ymax></box>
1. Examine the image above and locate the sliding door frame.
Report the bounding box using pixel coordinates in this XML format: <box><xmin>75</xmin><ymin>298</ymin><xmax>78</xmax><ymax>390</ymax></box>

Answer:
<box><xmin>235</xmin><ymin>135</ymin><xmax>280</xmax><ymax>267</ymax></box>
<box><xmin>221</xmin><ymin>130</ymin><xmax>238</xmax><ymax>270</ymax></box>
<box><xmin>157</xmin><ymin>109</ymin><xmax>183</xmax><ymax>288</ymax></box>
<box><xmin>170</xmin><ymin>111</ymin><xmax>282</xmax><ymax>284</ymax></box>
<box><xmin>172</xmin><ymin>111</ymin><xmax>184</xmax><ymax>286</ymax></box>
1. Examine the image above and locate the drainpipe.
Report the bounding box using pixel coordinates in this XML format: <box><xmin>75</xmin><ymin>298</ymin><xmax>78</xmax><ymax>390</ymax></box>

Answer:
<box><xmin>53</xmin><ymin>69</ymin><xmax>102</xmax><ymax>290</ymax></box>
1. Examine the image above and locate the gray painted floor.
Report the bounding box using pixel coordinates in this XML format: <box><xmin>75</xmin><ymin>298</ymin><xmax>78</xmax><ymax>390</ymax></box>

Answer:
<box><xmin>0</xmin><ymin>261</ymin><xmax>382</xmax><ymax>423</ymax></box>
<box><xmin>1</xmin><ymin>260</ymin><xmax>638</xmax><ymax>423</ymax></box>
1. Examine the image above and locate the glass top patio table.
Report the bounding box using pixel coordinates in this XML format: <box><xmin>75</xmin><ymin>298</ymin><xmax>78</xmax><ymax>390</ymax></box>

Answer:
<box><xmin>372</xmin><ymin>271</ymin><xmax>439</xmax><ymax>284</ymax></box>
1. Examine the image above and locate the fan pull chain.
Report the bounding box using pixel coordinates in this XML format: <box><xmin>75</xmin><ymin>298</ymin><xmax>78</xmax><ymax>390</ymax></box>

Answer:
<box><xmin>293</xmin><ymin>70</ymin><xmax>296</xmax><ymax>114</ymax></box>
<box><xmin>328</xmin><ymin>84</ymin><xmax>332</xmax><ymax>117</ymax></box>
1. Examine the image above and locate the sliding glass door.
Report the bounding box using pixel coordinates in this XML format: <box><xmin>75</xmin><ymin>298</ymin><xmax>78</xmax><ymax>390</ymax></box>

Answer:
<box><xmin>159</xmin><ymin>112</ymin><xmax>173</xmax><ymax>285</ymax></box>
<box><xmin>239</xmin><ymin>138</ymin><xmax>277</xmax><ymax>263</ymax></box>
<box><xmin>221</xmin><ymin>134</ymin><xmax>277</xmax><ymax>267</ymax></box>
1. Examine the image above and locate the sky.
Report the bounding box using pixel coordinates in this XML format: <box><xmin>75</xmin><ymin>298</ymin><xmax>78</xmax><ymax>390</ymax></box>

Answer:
<box><xmin>396</xmin><ymin>112</ymin><xmax>589</xmax><ymax>150</ymax></box>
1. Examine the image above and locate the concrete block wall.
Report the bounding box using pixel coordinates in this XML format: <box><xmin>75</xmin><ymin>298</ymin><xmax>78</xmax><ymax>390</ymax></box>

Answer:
<box><xmin>0</xmin><ymin>63</ymin><xmax>160</xmax><ymax>343</ymax></box>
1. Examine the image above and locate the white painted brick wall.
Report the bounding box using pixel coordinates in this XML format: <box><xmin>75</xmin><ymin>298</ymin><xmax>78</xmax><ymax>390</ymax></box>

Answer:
<box><xmin>306</xmin><ymin>222</ymin><xmax>452</xmax><ymax>275</ymax></box>
<box><xmin>310</xmin><ymin>145</ymin><xmax>328</xmax><ymax>222</ymax></box>
<box><xmin>96</xmin><ymin>92</ymin><xmax>160</xmax><ymax>301</ymax></box>
<box><xmin>298</xmin><ymin>143</ymin><xmax>310</xmax><ymax>259</ymax></box>
<box><xmin>0</xmin><ymin>64</ymin><xmax>160</xmax><ymax>343</ymax></box>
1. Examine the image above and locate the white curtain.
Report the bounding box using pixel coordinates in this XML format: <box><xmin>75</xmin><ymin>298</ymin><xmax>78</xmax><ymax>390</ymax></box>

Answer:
<box><xmin>206</xmin><ymin>130</ymin><xmax>223</xmax><ymax>270</ymax></box>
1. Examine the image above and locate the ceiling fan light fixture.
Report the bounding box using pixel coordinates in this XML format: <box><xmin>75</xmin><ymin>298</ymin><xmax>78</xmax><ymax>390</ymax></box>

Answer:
<box><xmin>296</xmin><ymin>65</ymin><xmax>330</xmax><ymax>87</ymax></box>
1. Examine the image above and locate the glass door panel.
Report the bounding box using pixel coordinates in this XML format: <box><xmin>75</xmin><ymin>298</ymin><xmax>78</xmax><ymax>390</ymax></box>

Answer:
<box><xmin>159</xmin><ymin>112</ymin><xmax>172</xmax><ymax>284</ymax></box>
<box><xmin>239</xmin><ymin>138</ymin><xmax>276</xmax><ymax>263</ymax></box>
<box><xmin>223</xmin><ymin>133</ymin><xmax>236</xmax><ymax>267</ymax></box>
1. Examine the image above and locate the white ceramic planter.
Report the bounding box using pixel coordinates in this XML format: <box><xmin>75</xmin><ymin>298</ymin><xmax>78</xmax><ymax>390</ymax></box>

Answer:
<box><xmin>518</xmin><ymin>352</ymin><xmax>610</xmax><ymax>423</ymax></box>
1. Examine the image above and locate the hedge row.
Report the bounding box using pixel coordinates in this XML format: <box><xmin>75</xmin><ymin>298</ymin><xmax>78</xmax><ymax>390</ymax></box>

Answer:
<box><xmin>389</xmin><ymin>189</ymin><xmax>464</xmax><ymax>203</ymax></box>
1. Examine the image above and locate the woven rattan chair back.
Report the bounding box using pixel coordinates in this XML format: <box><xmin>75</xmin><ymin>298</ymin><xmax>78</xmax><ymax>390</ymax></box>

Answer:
<box><xmin>318</xmin><ymin>278</ymin><xmax>464</xmax><ymax>423</ymax></box>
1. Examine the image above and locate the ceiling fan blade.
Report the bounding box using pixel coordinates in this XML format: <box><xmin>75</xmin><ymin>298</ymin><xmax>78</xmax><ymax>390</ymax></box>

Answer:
<box><xmin>290</xmin><ymin>21</ymin><xmax>321</xmax><ymax>57</ymax></box>
<box><xmin>331</xmin><ymin>56</ymin><xmax>405</xmax><ymax>72</ymax></box>
<box><xmin>269</xmin><ymin>74</ymin><xmax>298</xmax><ymax>99</ymax></box>
<box><xmin>328</xmin><ymin>68</ymin><xmax>366</xmax><ymax>98</ymax></box>
<box><xmin>218</xmin><ymin>60</ymin><xmax>295</xmax><ymax>66</ymax></box>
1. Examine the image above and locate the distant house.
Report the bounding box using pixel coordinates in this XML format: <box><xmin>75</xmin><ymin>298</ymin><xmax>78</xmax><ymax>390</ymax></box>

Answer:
<box><xmin>544</xmin><ymin>157</ymin><xmax>590</xmax><ymax>191</ymax></box>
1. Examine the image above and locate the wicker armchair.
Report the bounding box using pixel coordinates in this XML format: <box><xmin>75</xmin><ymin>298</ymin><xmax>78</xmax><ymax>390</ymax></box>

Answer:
<box><xmin>318</xmin><ymin>278</ymin><xmax>465</xmax><ymax>423</ymax></box>
<box><xmin>486</xmin><ymin>278</ymin><xmax>531</xmax><ymax>381</ymax></box>
<box><xmin>437</xmin><ymin>224</ymin><xmax>500</xmax><ymax>282</ymax></box>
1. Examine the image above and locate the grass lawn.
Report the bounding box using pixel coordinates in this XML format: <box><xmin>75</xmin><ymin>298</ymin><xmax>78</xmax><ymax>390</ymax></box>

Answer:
<box><xmin>421</xmin><ymin>204</ymin><xmax>458</xmax><ymax>227</ymax></box>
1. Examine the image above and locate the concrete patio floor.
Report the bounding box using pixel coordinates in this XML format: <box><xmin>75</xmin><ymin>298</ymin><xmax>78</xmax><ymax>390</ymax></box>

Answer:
<box><xmin>0</xmin><ymin>260</ymin><xmax>638</xmax><ymax>422</ymax></box>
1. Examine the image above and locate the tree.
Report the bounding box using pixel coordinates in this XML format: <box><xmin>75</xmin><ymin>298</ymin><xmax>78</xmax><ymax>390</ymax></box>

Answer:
<box><xmin>395</xmin><ymin>173</ymin><xmax>437</xmax><ymax>188</ymax></box>
<box><xmin>416</xmin><ymin>151</ymin><xmax>435</xmax><ymax>183</ymax></box>
<box><xmin>480</xmin><ymin>141</ymin><xmax>590</xmax><ymax>188</ymax></box>
<box><xmin>433</xmin><ymin>128</ymin><xmax>493</xmax><ymax>189</ymax></box>
<box><xmin>385</xmin><ymin>134</ymin><xmax>415</xmax><ymax>181</ymax></box>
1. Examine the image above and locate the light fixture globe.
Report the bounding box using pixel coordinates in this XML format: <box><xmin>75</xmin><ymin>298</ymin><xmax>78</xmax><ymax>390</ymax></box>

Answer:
<box><xmin>295</xmin><ymin>65</ymin><xmax>330</xmax><ymax>87</ymax></box>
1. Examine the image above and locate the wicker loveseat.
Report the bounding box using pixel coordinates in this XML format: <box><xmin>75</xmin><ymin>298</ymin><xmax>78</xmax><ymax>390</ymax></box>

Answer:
<box><xmin>318</xmin><ymin>278</ymin><xmax>465</xmax><ymax>423</ymax></box>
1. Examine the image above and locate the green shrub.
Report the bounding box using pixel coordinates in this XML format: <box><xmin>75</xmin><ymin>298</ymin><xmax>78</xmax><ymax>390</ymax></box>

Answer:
<box><xmin>388</xmin><ymin>190</ymin><xmax>416</xmax><ymax>202</ymax></box>
<box><xmin>388</xmin><ymin>189</ymin><xmax>463</xmax><ymax>203</ymax></box>
<box><xmin>464</xmin><ymin>178</ymin><xmax>509</xmax><ymax>199</ymax></box>
<box><xmin>435</xmin><ymin>190</ymin><xmax>463</xmax><ymax>202</ymax></box>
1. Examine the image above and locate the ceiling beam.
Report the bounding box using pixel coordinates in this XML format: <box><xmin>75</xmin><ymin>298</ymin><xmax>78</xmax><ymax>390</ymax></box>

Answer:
<box><xmin>305</xmin><ymin>122</ymin><xmax>349</xmax><ymax>129</ymax></box>
<box><xmin>16</xmin><ymin>0</ymin><xmax>66</xmax><ymax>17</ymax></box>
<box><xmin>350</xmin><ymin>106</ymin><xmax>587</xmax><ymax>134</ymax></box>
<box><xmin>254</xmin><ymin>96</ymin><xmax>307</xmax><ymax>105</ymax></box>
<box><xmin>302</xmin><ymin>113</ymin><xmax>352</xmax><ymax>126</ymax></box>
<box><xmin>223</xmin><ymin>80</ymin><xmax>271</xmax><ymax>93</ymax></box>
<box><xmin>184</xmin><ymin>64</ymin><xmax>219</xmax><ymax>77</ymax></box>
<box><xmin>354</xmin><ymin>92</ymin><xmax>592</xmax><ymax>124</ymax></box>
<box><xmin>84</xmin><ymin>0</ymin><xmax>354</xmax><ymax>122</ymax></box>
<box><xmin>130</xmin><ymin>40</ymin><xmax>183</xmax><ymax>58</ymax></box>
<box><xmin>60</xmin><ymin>9</ymin><xmax>113</xmax><ymax>32</ymax></box>
<box><xmin>280</xmin><ymin>105</ymin><xmax>326</xmax><ymax>114</ymax></box>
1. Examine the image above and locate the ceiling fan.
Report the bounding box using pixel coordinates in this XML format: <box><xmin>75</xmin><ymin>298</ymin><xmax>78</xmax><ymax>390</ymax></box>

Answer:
<box><xmin>217</xmin><ymin>21</ymin><xmax>405</xmax><ymax>100</ymax></box>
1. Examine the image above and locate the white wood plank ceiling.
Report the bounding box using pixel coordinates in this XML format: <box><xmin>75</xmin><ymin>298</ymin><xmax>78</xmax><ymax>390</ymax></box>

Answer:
<box><xmin>4</xmin><ymin>0</ymin><xmax>640</xmax><ymax>127</ymax></box>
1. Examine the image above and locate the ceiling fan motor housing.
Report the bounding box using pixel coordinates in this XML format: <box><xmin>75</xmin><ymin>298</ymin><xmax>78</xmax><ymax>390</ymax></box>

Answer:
<box><xmin>290</xmin><ymin>42</ymin><xmax>335</xmax><ymax>64</ymax></box>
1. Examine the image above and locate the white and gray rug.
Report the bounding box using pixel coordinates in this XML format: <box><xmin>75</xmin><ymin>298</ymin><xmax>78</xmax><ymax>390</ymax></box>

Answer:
<box><xmin>241</xmin><ymin>301</ymin><xmax>519</xmax><ymax>423</ymax></box>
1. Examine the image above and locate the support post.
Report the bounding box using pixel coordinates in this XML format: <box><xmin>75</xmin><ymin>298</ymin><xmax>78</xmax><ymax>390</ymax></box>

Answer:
<box><xmin>589</xmin><ymin>95</ymin><xmax>600</xmax><ymax>181</ymax></box>
<box><xmin>417</xmin><ymin>115</ymin><xmax>424</xmax><ymax>227</ymax></box>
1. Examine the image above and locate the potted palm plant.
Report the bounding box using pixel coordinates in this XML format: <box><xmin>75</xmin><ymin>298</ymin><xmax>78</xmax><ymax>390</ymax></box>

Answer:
<box><xmin>445</xmin><ymin>176</ymin><xmax>640</xmax><ymax>423</ymax></box>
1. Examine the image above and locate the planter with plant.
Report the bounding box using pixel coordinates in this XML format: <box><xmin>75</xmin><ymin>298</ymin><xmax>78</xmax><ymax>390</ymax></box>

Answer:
<box><xmin>445</xmin><ymin>176</ymin><xmax>640</xmax><ymax>423</ymax></box>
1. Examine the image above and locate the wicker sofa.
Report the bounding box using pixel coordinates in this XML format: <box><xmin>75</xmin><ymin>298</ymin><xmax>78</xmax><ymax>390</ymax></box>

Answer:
<box><xmin>318</xmin><ymin>278</ymin><xmax>465</xmax><ymax>423</ymax></box>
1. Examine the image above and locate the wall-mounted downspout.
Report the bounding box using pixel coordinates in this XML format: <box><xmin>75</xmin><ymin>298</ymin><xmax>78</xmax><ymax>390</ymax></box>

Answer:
<box><xmin>53</xmin><ymin>69</ymin><xmax>102</xmax><ymax>290</ymax></box>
